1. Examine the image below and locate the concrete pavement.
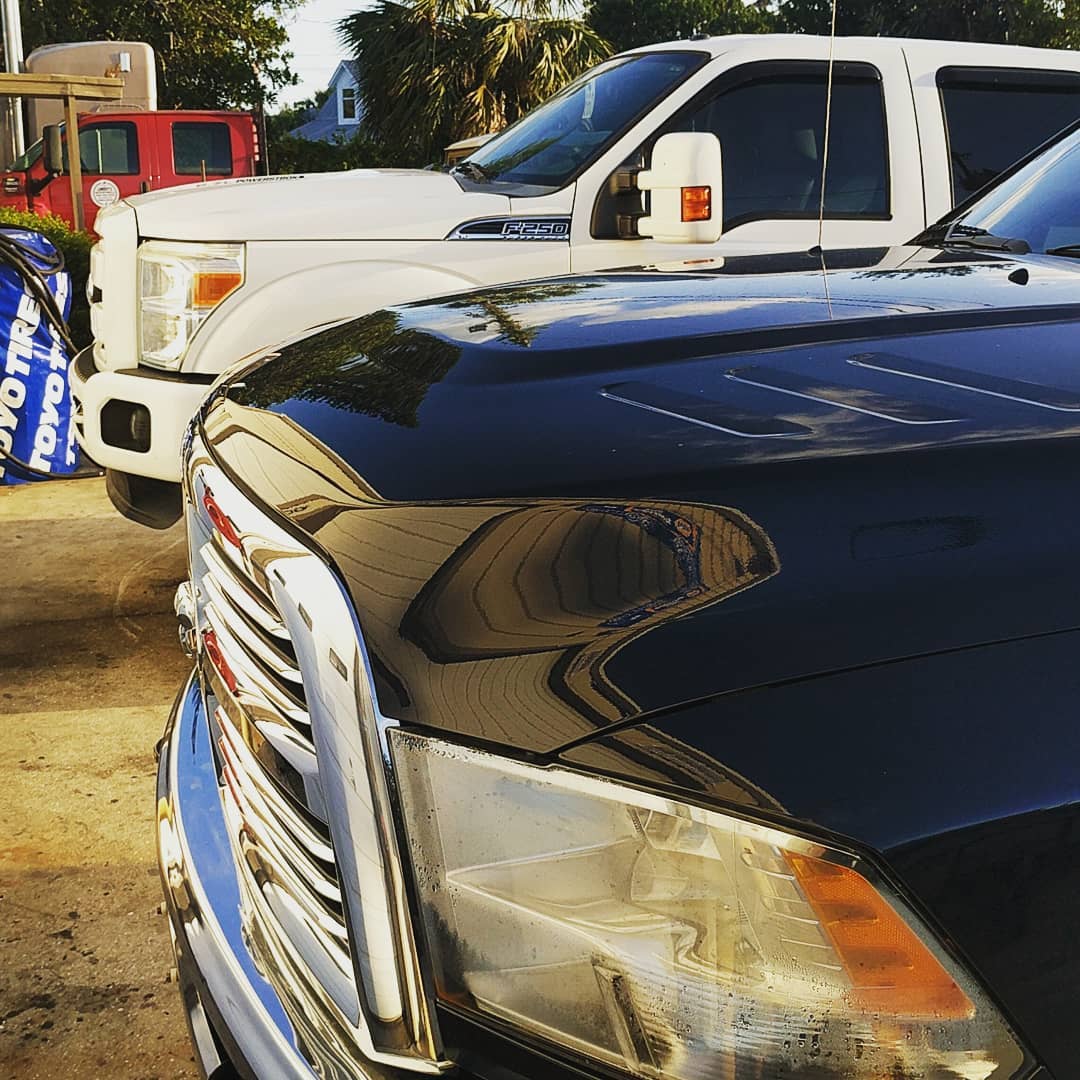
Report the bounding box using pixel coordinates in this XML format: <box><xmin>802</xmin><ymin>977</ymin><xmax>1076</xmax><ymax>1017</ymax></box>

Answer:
<box><xmin>0</xmin><ymin>477</ymin><xmax>198</xmax><ymax>1079</ymax></box>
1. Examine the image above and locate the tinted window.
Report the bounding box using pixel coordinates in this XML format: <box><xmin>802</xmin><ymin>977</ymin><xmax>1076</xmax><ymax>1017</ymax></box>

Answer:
<box><xmin>947</xmin><ymin>128</ymin><xmax>1080</xmax><ymax>253</ymax></box>
<box><xmin>172</xmin><ymin>122</ymin><xmax>233</xmax><ymax>176</ymax></box>
<box><xmin>939</xmin><ymin>68</ymin><xmax>1080</xmax><ymax>200</ymax></box>
<box><xmin>77</xmin><ymin>122</ymin><xmax>138</xmax><ymax>175</ymax></box>
<box><xmin>466</xmin><ymin>51</ymin><xmax>707</xmax><ymax>190</ymax></box>
<box><xmin>674</xmin><ymin>65</ymin><xmax>889</xmax><ymax>229</ymax></box>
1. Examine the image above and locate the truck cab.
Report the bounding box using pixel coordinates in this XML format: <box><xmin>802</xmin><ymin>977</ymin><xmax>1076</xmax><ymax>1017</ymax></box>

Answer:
<box><xmin>72</xmin><ymin>35</ymin><xmax>1080</xmax><ymax>524</ymax></box>
<box><xmin>0</xmin><ymin>110</ymin><xmax>259</xmax><ymax>232</ymax></box>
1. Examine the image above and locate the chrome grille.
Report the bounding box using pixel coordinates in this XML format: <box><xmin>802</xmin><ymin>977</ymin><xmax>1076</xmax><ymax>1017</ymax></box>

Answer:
<box><xmin>200</xmin><ymin>536</ymin><xmax>312</xmax><ymax>745</ymax></box>
<box><xmin>184</xmin><ymin>439</ymin><xmax>446</xmax><ymax>1074</ymax></box>
<box><xmin>189</xmin><ymin>473</ymin><xmax>355</xmax><ymax>1016</ymax></box>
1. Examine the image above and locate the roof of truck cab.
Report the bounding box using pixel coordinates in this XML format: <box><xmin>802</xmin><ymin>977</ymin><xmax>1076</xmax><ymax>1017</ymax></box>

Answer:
<box><xmin>625</xmin><ymin>33</ymin><xmax>1080</xmax><ymax>62</ymax></box>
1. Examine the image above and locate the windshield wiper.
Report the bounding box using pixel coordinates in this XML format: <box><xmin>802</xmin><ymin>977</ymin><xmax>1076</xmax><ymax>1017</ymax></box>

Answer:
<box><xmin>1044</xmin><ymin>244</ymin><xmax>1080</xmax><ymax>258</ymax></box>
<box><xmin>451</xmin><ymin>160</ymin><xmax>492</xmax><ymax>183</ymax></box>
<box><xmin>940</xmin><ymin>223</ymin><xmax>1030</xmax><ymax>254</ymax></box>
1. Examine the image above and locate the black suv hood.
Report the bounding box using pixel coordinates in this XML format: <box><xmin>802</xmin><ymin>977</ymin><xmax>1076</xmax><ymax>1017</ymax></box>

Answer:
<box><xmin>202</xmin><ymin>245</ymin><xmax>1080</xmax><ymax>1078</ymax></box>
<box><xmin>205</xmin><ymin>241</ymin><xmax>1080</xmax><ymax>751</ymax></box>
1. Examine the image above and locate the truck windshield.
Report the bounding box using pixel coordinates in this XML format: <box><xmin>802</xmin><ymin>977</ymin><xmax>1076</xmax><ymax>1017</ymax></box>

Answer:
<box><xmin>460</xmin><ymin>50</ymin><xmax>708</xmax><ymax>190</ymax></box>
<box><xmin>929</xmin><ymin>126</ymin><xmax>1080</xmax><ymax>255</ymax></box>
<box><xmin>9</xmin><ymin>137</ymin><xmax>43</xmax><ymax>172</ymax></box>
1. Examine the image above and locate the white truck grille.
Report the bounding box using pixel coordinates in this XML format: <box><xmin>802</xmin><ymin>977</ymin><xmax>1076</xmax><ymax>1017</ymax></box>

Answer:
<box><xmin>184</xmin><ymin>439</ymin><xmax>446</xmax><ymax>1073</ymax></box>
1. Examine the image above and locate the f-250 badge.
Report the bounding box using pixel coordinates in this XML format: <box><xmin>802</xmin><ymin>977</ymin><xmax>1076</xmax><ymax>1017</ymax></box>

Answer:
<box><xmin>501</xmin><ymin>219</ymin><xmax>570</xmax><ymax>239</ymax></box>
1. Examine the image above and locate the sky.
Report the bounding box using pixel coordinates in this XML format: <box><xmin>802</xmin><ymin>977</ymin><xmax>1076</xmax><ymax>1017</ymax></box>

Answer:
<box><xmin>280</xmin><ymin>0</ymin><xmax>360</xmax><ymax>108</ymax></box>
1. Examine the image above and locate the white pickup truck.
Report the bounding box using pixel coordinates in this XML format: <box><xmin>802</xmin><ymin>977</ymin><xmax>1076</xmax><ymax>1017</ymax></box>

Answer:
<box><xmin>72</xmin><ymin>33</ymin><xmax>1080</xmax><ymax>523</ymax></box>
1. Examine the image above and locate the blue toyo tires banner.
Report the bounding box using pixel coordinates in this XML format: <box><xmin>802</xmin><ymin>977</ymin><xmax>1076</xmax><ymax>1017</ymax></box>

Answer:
<box><xmin>0</xmin><ymin>228</ymin><xmax>78</xmax><ymax>484</ymax></box>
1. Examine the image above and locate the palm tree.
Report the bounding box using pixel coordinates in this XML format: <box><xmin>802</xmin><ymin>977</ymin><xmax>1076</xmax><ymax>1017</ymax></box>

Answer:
<box><xmin>339</xmin><ymin>0</ymin><xmax>611</xmax><ymax>166</ymax></box>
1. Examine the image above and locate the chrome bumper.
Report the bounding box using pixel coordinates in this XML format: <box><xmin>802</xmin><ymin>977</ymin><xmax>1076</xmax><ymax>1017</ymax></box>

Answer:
<box><xmin>156</xmin><ymin>672</ymin><xmax>321</xmax><ymax>1079</ymax></box>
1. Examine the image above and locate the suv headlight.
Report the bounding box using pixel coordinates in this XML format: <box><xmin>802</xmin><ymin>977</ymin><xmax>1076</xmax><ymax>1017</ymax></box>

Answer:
<box><xmin>391</xmin><ymin>731</ymin><xmax>1028</xmax><ymax>1079</ymax></box>
<box><xmin>137</xmin><ymin>240</ymin><xmax>244</xmax><ymax>369</ymax></box>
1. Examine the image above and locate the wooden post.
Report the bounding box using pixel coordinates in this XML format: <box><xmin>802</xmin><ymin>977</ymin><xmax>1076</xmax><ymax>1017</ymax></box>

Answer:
<box><xmin>64</xmin><ymin>93</ymin><xmax>84</xmax><ymax>232</ymax></box>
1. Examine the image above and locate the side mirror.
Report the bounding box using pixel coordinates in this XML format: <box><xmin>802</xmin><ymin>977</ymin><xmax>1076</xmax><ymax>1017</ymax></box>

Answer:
<box><xmin>43</xmin><ymin>125</ymin><xmax>64</xmax><ymax>175</ymax></box>
<box><xmin>637</xmin><ymin>132</ymin><xmax>723</xmax><ymax>244</ymax></box>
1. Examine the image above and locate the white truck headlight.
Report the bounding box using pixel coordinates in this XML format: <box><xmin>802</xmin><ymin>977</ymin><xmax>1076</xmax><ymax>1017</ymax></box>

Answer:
<box><xmin>391</xmin><ymin>731</ymin><xmax>1027</xmax><ymax>1079</ymax></box>
<box><xmin>137</xmin><ymin>241</ymin><xmax>244</xmax><ymax>369</ymax></box>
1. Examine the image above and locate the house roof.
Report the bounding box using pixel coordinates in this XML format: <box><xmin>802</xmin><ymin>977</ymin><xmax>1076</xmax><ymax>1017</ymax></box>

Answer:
<box><xmin>289</xmin><ymin>60</ymin><xmax>362</xmax><ymax>143</ymax></box>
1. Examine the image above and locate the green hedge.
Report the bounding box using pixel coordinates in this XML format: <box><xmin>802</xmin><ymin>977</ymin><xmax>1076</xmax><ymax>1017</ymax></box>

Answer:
<box><xmin>0</xmin><ymin>207</ymin><xmax>93</xmax><ymax>349</ymax></box>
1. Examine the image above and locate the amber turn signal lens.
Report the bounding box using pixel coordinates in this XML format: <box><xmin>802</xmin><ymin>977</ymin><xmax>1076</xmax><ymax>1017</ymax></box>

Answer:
<box><xmin>192</xmin><ymin>270</ymin><xmax>242</xmax><ymax>308</ymax></box>
<box><xmin>787</xmin><ymin>853</ymin><xmax>974</xmax><ymax>1019</ymax></box>
<box><xmin>680</xmin><ymin>185</ymin><xmax>711</xmax><ymax>222</ymax></box>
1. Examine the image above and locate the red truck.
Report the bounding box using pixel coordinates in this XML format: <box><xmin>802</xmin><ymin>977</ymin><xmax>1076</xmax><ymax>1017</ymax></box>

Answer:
<box><xmin>0</xmin><ymin>109</ymin><xmax>260</xmax><ymax>232</ymax></box>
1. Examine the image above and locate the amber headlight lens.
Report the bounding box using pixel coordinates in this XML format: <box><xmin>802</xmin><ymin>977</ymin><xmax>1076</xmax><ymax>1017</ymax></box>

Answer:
<box><xmin>138</xmin><ymin>241</ymin><xmax>244</xmax><ymax>369</ymax></box>
<box><xmin>391</xmin><ymin>731</ymin><xmax>1027</xmax><ymax>1079</ymax></box>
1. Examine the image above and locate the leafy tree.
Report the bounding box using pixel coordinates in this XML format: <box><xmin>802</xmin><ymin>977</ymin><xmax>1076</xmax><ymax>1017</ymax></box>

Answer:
<box><xmin>268</xmin><ymin>129</ymin><xmax>398</xmax><ymax>174</ymax></box>
<box><xmin>778</xmin><ymin>0</ymin><xmax>1061</xmax><ymax>45</ymax></box>
<box><xmin>20</xmin><ymin>0</ymin><xmax>300</xmax><ymax>109</ymax></box>
<box><xmin>339</xmin><ymin>0</ymin><xmax>611</xmax><ymax>167</ymax></box>
<box><xmin>587</xmin><ymin>0</ymin><xmax>775</xmax><ymax>54</ymax></box>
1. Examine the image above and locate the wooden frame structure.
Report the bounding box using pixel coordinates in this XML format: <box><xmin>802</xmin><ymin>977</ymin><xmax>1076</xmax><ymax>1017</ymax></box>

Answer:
<box><xmin>0</xmin><ymin>72</ymin><xmax>125</xmax><ymax>231</ymax></box>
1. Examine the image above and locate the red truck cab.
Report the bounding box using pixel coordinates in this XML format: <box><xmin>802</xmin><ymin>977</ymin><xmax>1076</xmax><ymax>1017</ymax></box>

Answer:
<box><xmin>0</xmin><ymin>110</ymin><xmax>259</xmax><ymax>232</ymax></box>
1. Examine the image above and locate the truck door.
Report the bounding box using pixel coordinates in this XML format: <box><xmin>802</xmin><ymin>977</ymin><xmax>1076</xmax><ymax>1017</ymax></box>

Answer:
<box><xmin>572</xmin><ymin>46</ymin><xmax>923</xmax><ymax>271</ymax></box>
<box><xmin>47</xmin><ymin>118</ymin><xmax>146</xmax><ymax>231</ymax></box>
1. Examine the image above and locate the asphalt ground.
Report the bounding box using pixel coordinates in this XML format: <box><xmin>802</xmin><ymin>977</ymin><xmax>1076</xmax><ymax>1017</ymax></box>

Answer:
<box><xmin>0</xmin><ymin>476</ymin><xmax>199</xmax><ymax>1079</ymax></box>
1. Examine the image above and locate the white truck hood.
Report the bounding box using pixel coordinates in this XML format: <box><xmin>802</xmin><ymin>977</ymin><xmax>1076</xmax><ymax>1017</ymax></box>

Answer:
<box><xmin>127</xmin><ymin>169</ymin><xmax>513</xmax><ymax>242</ymax></box>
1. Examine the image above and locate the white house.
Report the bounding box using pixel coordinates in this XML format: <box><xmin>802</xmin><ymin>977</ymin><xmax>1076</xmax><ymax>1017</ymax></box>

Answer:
<box><xmin>290</xmin><ymin>60</ymin><xmax>363</xmax><ymax>143</ymax></box>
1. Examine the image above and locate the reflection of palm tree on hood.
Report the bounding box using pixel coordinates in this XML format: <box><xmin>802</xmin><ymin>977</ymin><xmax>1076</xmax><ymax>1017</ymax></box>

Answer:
<box><xmin>441</xmin><ymin>280</ymin><xmax>603</xmax><ymax>347</ymax></box>
<box><xmin>233</xmin><ymin>280</ymin><xmax>604</xmax><ymax>419</ymax></box>
<box><xmin>234</xmin><ymin>309</ymin><xmax>461</xmax><ymax>425</ymax></box>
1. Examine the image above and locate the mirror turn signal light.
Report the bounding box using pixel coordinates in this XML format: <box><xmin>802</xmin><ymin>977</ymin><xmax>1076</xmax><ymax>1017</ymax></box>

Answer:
<box><xmin>193</xmin><ymin>271</ymin><xmax>242</xmax><ymax>309</ymax></box>
<box><xmin>787</xmin><ymin>852</ymin><xmax>975</xmax><ymax>1020</ymax></box>
<box><xmin>681</xmin><ymin>185</ymin><xmax>712</xmax><ymax>222</ymax></box>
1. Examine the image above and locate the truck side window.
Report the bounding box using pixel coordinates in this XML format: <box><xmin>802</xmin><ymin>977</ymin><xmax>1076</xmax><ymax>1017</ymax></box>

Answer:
<box><xmin>77</xmin><ymin>122</ymin><xmax>139</xmax><ymax>175</ymax></box>
<box><xmin>938</xmin><ymin>67</ymin><xmax>1080</xmax><ymax>201</ymax></box>
<box><xmin>172</xmin><ymin>122</ymin><xmax>233</xmax><ymax>176</ymax></box>
<box><xmin>670</xmin><ymin>62</ymin><xmax>889</xmax><ymax>230</ymax></box>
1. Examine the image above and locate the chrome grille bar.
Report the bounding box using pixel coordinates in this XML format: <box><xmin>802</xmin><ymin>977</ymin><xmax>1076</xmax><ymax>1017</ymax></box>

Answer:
<box><xmin>184</xmin><ymin>437</ymin><xmax>447</xmax><ymax>1073</ymax></box>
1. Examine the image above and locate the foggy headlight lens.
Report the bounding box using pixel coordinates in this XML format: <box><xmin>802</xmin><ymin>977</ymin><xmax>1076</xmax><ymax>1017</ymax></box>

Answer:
<box><xmin>391</xmin><ymin>731</ymin><xmax>1026</xmax><ymax>1079</ymax></box>
<box><xmin>138</xmin><ymin>241</ymin><xmax>244</xmax><ymax>369</ymax></box>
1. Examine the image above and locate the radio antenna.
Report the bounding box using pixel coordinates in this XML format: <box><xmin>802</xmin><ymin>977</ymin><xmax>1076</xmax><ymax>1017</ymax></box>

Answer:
<box><xmin>817</xmin><ymin>0</ymin><xmax>839</xmax><ymax>249</ymax></box>
<box><xmin>816</xmin><ymin>0</ymin><xmax>839</xmax><ymax>315</ymax></box>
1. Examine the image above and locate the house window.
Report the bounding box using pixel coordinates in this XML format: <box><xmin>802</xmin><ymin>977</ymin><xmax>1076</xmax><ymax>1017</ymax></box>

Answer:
<box><xmin>341</xmin><ymin>86</ymin><xmax>358</xmax><ymax>122</ymax></box>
